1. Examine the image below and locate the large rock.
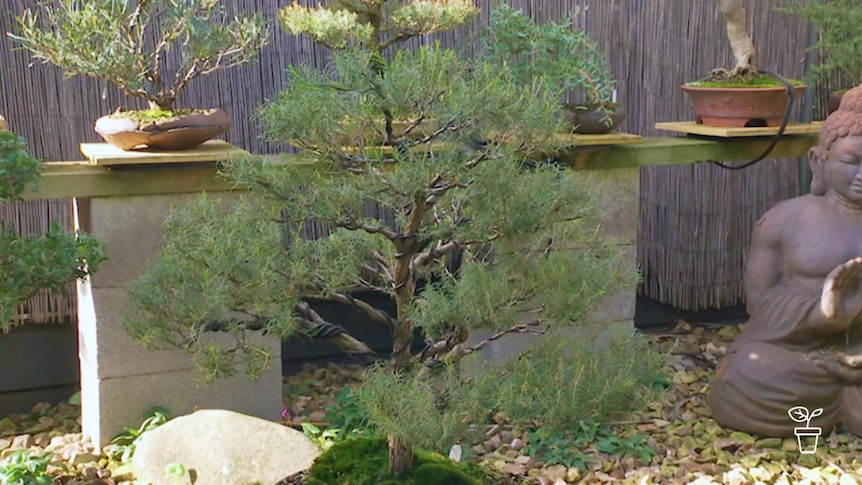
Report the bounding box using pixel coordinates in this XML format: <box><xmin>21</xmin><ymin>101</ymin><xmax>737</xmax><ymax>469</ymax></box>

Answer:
<box><xmin>132</xmin><ymin>409</ymin><xmax>320</xmax><ymax>485</ymax></box>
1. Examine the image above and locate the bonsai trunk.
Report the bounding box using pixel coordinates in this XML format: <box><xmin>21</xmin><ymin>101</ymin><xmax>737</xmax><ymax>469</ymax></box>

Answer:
<box><xmin>718</xmin><ymin>0</ymin><xmax>757</xmax><ymax>73</ymax></box>
<box><xmin>388</xmin><ymin>435</ymin><xmax>413</xmax><ymax>478</ymax></box>
<box><xmin>147</xmin><ymin>97</ymin><xmax>175</xmax><ymax>111</ymax></box>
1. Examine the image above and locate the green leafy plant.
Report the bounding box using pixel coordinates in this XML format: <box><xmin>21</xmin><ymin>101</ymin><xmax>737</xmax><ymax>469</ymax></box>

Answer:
<box><xmin>524</xmin><ymin>419</ymin><xmax>656</xmax><ymax>472</ymax></box>
<box><xmin>473</xmin><ymin>326</ymin><xmax>663</xmax><ymax>433</ymax></box>
<box><xmin>107</xmin><ymin>406</ymin><xmax>171</xmax><ymax>463</ymax></box>
<box><xmin>0</xmin><ymin>450</ymin><xmax>66</xmax><ymax>485</ymax></box>
<box><xmin>0</xmin><ymin>131</ymin><xmax>105</xmax><ymax>330</ymax></box>
<box><xmin>303</xmin><ymin>387</ymin><xmax>376</xmax><ymax>450</ymax></box>
<box><xmin>781</xmin><ymin>0</ymin><xmax>862</xmax><ymax>86</ymax></box>
<box><xmin>481</xmin><ymin>3</ymin><xmax>615</xmax><ymax>107</ymax></box>
<box><xmin>8</xmin><ymin>0</ymin><xmax>269</xmax><ymax>110</ymax></box>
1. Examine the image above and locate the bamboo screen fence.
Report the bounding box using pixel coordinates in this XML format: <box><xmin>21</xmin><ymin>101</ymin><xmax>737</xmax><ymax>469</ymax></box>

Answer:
<box><xmin>0</xmin><ymin>0</ymin><xmax>847</xmax><ymax>325</ymax></box>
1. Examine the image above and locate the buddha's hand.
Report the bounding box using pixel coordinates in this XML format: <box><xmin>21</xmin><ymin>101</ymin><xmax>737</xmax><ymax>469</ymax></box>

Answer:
<box><xmin>820</xmin><ymin>257</ymin><xmax>862</xmax><ymax>327</ymax></box>
<box><xmin>809</xmin><ymin>349</ymin><xmax>862</xmax><ymax>384</ymax></box>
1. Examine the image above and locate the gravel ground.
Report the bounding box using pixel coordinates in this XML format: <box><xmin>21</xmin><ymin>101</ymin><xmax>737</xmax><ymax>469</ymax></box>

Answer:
<box><xmin>5</xmin><ymin>323</ymin><xmax>862</xmax><ymax>484</ymax></box>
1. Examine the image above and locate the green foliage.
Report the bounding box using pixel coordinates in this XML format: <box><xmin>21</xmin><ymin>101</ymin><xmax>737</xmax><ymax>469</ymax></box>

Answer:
<box><xmin>9</xmin><ymin>0</ymin><xmax>269</xmax><ymax>109</ymax></box>
<box><xmin>108</xmin><ymin>406</ymin><xmax>171</xmax><ymax>463</ymax></box>
<box><xmin>305</xmin><ymin>437</ymin><xmax>489</xmax><ymax>485</ymax></box>
<box><xmin>781</xmin><ymin>0</ymin><xmax>862</xmax><ymax>85</ymax></box>
<box><xmin>302</xmin><ymin>387</ymin><xmax>377</xmax><ymax>450</ymax></box>
<box><xmin>472</xmin><ymin>326</ymin><xmax>663</xmax><ymax>434</ymax></box>
<box><xmin>0</xmin><ymin>131</ymin><xmax>106</xmax><ymax>330</ymax></box>
<box><xmin>482</xmin><ymin>3</ymin><xmax>615</xmax><ymax>105</ymax></box>
<box><xmin>524</xmin><ymin>419</ymin><xmax>656</xmax><ymax>472</ymax></box>
<box><xmin>279</xmin><ymin>0</ymin><xmax>477</xmax><ymax>52</ymax></box>
<box><xmin>687</xmin><ymin>73</ymin><xmax>806</xmax><ymax>88</ymax></box>
<box><xmin>0</xmin><ymin>450</ymin><xmax>65</xmax><ymax>485</ymax></box>
<box><xmin>357</xmin><ymin>364</ymin><xmax>488</xmax><ymax>453</ymax></box>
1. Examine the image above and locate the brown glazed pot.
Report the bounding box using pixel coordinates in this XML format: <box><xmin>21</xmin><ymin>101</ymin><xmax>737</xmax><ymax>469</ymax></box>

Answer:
<box><xmin>563</xmin><ymin>103</ymin><xmax>626</xmax><ymax>134</ymax></box>
<box><xmin>681</xmin><ymin>84</ymin><xmax>806</xmax><ymax>127</ymax></box>
<box><xmin>94</xmin><ymin>109</ymin><xmax>231</xmax><ymax>151</ymax></box>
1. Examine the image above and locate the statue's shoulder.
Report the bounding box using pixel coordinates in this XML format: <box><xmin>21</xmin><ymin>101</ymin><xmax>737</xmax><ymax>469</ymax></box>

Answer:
<box><xmin>756</xmin><ymin>194</ymin><xmax>822</xmax><ymax>229</ymax></box>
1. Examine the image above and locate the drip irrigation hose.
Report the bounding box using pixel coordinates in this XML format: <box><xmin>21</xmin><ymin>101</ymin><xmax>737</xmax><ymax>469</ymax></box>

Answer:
<box><xmin>707</xmin><ymin>70</ymin><xmax>796</xmax><ymax>170</ymax></box>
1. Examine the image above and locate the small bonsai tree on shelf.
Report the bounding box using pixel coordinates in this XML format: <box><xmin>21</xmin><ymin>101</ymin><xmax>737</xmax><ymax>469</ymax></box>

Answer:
<box><xmin>124</xmin><ymin>1</ymin><xmax>639</xmax><ymax>478</ymax></box>
<box><xmin>481</xmin><ymin>4</ymin><xmax>616</xmax><ymax>120</ymax></box>
<box><xmin>8</xmin><ymin>0</ymin><xmax>269</xmax><ymax>112</ymax></box>
<box><xmin>0</xmin><ymin>131</ymin><xmax>105</xmax><ymax>330</ymax></box>
<box><xmin>781</xmin><ymin>0</ymin><xmax>862</xmax><ymax>88</ymax></box>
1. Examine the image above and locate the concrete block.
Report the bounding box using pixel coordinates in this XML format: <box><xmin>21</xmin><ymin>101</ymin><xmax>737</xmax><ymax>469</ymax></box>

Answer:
<box><xmin>83</xmin><ymin>192</ymin><xmax>237</xmax><ymax>288</ymax></box>
<box><xmin>582</xmin><ymin>166</ymin><xmax>639</xmax><ymax>245</ymax></box>
<box><xmin>77</xmin><ymin>284</ymin><xmax>195</xmax><ymax>380</ymax></box>
<box><xmin>81</xmin><ymin>338</ymin><xmax>282</xmax><ymax>449</ymax></box>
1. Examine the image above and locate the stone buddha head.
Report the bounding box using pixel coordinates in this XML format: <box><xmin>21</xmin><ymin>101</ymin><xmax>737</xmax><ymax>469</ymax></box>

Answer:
<box><xmin>809</xmin><ymin>85</ymin><xmax>862</xmax><ymax>203</ymax></box>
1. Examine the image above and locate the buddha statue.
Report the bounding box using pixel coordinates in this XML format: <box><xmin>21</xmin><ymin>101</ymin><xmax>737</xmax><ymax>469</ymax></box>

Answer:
<box><xmin>709</xmin><ymin>84</ymin><xmax>862</xmax><ymax>437</ymax></box>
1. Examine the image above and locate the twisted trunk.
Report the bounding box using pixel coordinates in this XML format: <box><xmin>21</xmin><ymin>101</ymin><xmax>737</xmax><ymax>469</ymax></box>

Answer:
<box><xmin>718</xmin><ymin>0</ymin><xmax>756</xmax><ymax>73</ymax></box>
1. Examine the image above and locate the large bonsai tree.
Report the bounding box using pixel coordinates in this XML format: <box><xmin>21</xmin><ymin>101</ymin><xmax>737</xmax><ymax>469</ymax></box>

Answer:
<box><xmin>0</xmin><ymin>131</ymin><xmax>104</xmax><ymax>330</ymax></box>
<box><xmin>8</xmin><ymin>0</ymin><xmax>269</xmax><ymax>111</ymax></box>
<box><xmin>124</xmin><ymin>1</ymin><xmax>632</xmax><ymax>477</ymax></box>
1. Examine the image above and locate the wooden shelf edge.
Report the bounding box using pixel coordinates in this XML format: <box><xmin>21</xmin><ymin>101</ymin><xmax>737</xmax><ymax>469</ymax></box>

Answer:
<box><xmin>80</xmin><ymin>140</ymin><xmax>249</xmax><ymax>166</ymax></box>
<box><xmin>655</xmin><ymin>121</ymin><xmax>822</xmax><ymax>138</ymax></box>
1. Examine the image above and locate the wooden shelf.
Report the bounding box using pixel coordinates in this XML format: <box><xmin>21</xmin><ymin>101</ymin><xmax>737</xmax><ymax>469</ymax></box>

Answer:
<box><xmin>655</xmin><ymin>121</ymin><xmax>822</xmax><ymax>138</ymax></box>
<box><xmin>553</xmin><ymin>132</ymin><xmax>643</xmax><ymax>146</ymax></box>
<box><xmin>80</xmin><ymin>140</ymin><xmax>249</xmax><ymax>166</ymax></box>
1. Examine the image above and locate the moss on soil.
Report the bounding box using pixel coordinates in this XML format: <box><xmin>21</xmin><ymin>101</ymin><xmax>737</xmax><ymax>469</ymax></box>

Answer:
<box><xmin>304</xmin><ymin>437</ymin><xmax>496</xmax><ymax>485</ymax></box>
<box><xmin>108</xmin><ymin>108</ymin><xmax>198</xmax><ymax>123</ymax></box>
<box><xmin>687</xmin><ymin>73</ymin><xmax>805</xmax><ymax>88</ymax></box>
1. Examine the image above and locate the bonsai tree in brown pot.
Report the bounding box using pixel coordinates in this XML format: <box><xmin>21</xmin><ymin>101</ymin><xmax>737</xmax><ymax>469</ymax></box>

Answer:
<box><xmin>682</xmin><ymin>0</ymin><xmax>806</xmax><ymax>127</ymax></box>
<box><xmin>7</xmin><ymin>0</ymin><xmax>269</xmax><ymax>151</ymax></box>
<box><xmin>482</xmin><ymin>4</ymin><xmax>620</xmax><ymax>134</ymax></box>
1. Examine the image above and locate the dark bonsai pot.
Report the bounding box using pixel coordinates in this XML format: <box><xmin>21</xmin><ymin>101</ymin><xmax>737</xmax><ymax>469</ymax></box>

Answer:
<box><xmin>94</xmin><ymin>108</ymin><xmax>231</xmax><ymax>151</ymax></box>
<box><xmin>681</xmin><ymin>84</ymin><xmax>806</xmax><ymax>128</ymax></box>
<box><xmin>828</xmin><ymin>89</ymin><xmax>849</xmax><ymax>114</ymax></box>
<box><xmin>563</xmin><ymin>103</ymin><xmax>626</xmax><ymax>134</ymax></box>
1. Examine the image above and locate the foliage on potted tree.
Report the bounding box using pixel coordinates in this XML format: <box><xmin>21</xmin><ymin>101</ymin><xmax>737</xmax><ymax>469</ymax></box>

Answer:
<box><xmin>781</xmin><ymin>0</ymin><xmax>862</xmax><ymax>113</ymax></box>
<box><xmin>682</xmin><ymin>0</ymin><xmax>806</xmax><ymax>127</ymax></box>
<box><xmin>481</xmin><ymin>4</ymin><xmax>620</xmax><ymax>134</ymax></box>
<box><xmin>123</xmin><ymin>0</ymin><xmax>647</xmax><ymax>480</ymax></box>
<box><xmin>7</xmin><ymin>0</ymin><xmax>269</xmax><ymax>151</ymax></box>
<box><xmin>0</xmin><ymin>130</ymin><xmax>105</xmax><ymax>330</ymax></box>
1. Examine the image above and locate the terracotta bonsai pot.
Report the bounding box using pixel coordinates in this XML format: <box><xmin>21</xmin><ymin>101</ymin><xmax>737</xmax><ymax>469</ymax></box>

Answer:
<box><xmin>681</xmin><ymin>84</ymin><xmax>806</xmax><ymax>128</ymax></box>
<box><xmin>94</xmin><ymin>109</ymin><xmax>231</xmax><ymax>151</ymax></box>
<box><xmin>563</xmin><ymin>103</ymin><xmax>626</xmax><ymax>134</ymax></box>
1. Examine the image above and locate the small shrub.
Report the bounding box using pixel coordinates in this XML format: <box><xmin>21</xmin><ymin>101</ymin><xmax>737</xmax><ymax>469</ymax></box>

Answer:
<box><xmin>474</xmin><ymin>325</ymin><xmax>663</xmax><ymax>433</ymax></box>
<box><xmin>107</xmin><ymin>406</ymin><xmax>171</xmax><ymax>463</ymax></box>
<box><xmin>303</xmin><ymin>387</ymin><xmax>377</xmax><ymax>450</ymax></box>
<box><xmin>0</xmin><ymin>450</ymin><xmax>66</xmax><ymax>485</ymax></box>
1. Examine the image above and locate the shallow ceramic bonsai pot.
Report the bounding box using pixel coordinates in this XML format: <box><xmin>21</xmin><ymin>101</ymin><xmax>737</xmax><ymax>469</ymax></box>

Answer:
<box><xmin>562</xmin><ymin>103</ymin><xmax>626</xmax><ymax>134</ymax></box>
<box><xmin>681</xmin><ymin>84</ymin><xmax>806</xmax><ymax>127</ymax></box>
<box><xmin>828</xmin><ymin>89</ymin><xmax>849</xmax><ymax>114</ymax></box>
<box><xmin>94</xmin><ymin>109</ymin><xmax>231</xmax><ymax>151</ymax></box>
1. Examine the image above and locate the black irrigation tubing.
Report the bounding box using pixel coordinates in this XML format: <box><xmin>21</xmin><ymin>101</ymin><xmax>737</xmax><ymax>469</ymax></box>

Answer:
<box><xmin>706</xmin><ymin>70</ymin><xmax>796</xmax><ymax>171</ymax></box>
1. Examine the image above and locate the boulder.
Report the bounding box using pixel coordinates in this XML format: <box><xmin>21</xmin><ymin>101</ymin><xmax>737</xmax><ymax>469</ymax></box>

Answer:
<box><xmin>132</xmin><ymin>409</ymin><xmax>320</xmax><ymax>485</ymax></box>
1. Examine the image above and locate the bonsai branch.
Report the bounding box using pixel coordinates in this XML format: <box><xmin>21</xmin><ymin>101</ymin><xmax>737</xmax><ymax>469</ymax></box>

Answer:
<box><xmin>334</xmin><ymin>213</ymin><xmax>399</xmax><ymax>240</ymax></box>
<box><xmin>306</xmin><ymin>282</ymin><xmax>397</xmax><ymax>328</ymax></box>
<box><xmin>294</xmin><ymin>302</ymin><xmax>377</xmax><ymax>362</ymax></box>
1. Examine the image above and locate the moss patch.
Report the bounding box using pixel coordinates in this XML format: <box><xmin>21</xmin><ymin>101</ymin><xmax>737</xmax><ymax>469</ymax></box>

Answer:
<box><xmin>109</xmin><ymin>108</ymin><xmax>198</xmax><ymax>123</ymax></box>
<box><xmin>304</xmin><ymin>437</ymin><xmax>499</xmax><ymax>485</ymax></box>
<box><xmin>687</xmin><ymin>73</ymin><xmax>805</xmax><ymax>88</ymax></box>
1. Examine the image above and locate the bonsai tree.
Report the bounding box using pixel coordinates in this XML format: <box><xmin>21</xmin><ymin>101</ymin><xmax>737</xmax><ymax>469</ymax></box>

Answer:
<box><xmin>124</xmin><ymin>1</ymin><xmax>634</xmax><ymax>478</ymax></box>
<box><xmin>714</xmin><ymin>0</ymin><xmax>757</xmax><ymax>78</ymax></box>
<box><xmin>0</xmin><ymin>131</ymin><xmax>105</xmax><ymax>330</ymax></box>
<box><xmin>782</xmin><ymin>0</ymin><xmax>862</xmax><ymax>87</ymax></box>
<box><xmin>481</xmin><ymin>4</ymin><xmax>616</xmax><ymax>114</ymax></box>
<box><xmin>7</xmin><ymin>0</ymin><xmax>269</xmax><ymax>112</ymax></box>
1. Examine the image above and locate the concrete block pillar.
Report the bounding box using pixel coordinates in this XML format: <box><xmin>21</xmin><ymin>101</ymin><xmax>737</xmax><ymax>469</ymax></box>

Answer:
<box><xmin>74</xmin><ymin>192</ymin><xmax>282</xmax><ymax>449</ymax></box>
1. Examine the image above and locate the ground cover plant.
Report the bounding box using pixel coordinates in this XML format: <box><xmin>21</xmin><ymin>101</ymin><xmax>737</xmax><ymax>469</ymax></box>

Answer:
<box><xmin>121</xmin><ymin>0</ymin><xmax>658</xmax><ymax>479</ymax></box>
<box><xmin>0</xmin><ymin>131</ymin><xmax>104</xmax><ymax>330</ymax></box>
